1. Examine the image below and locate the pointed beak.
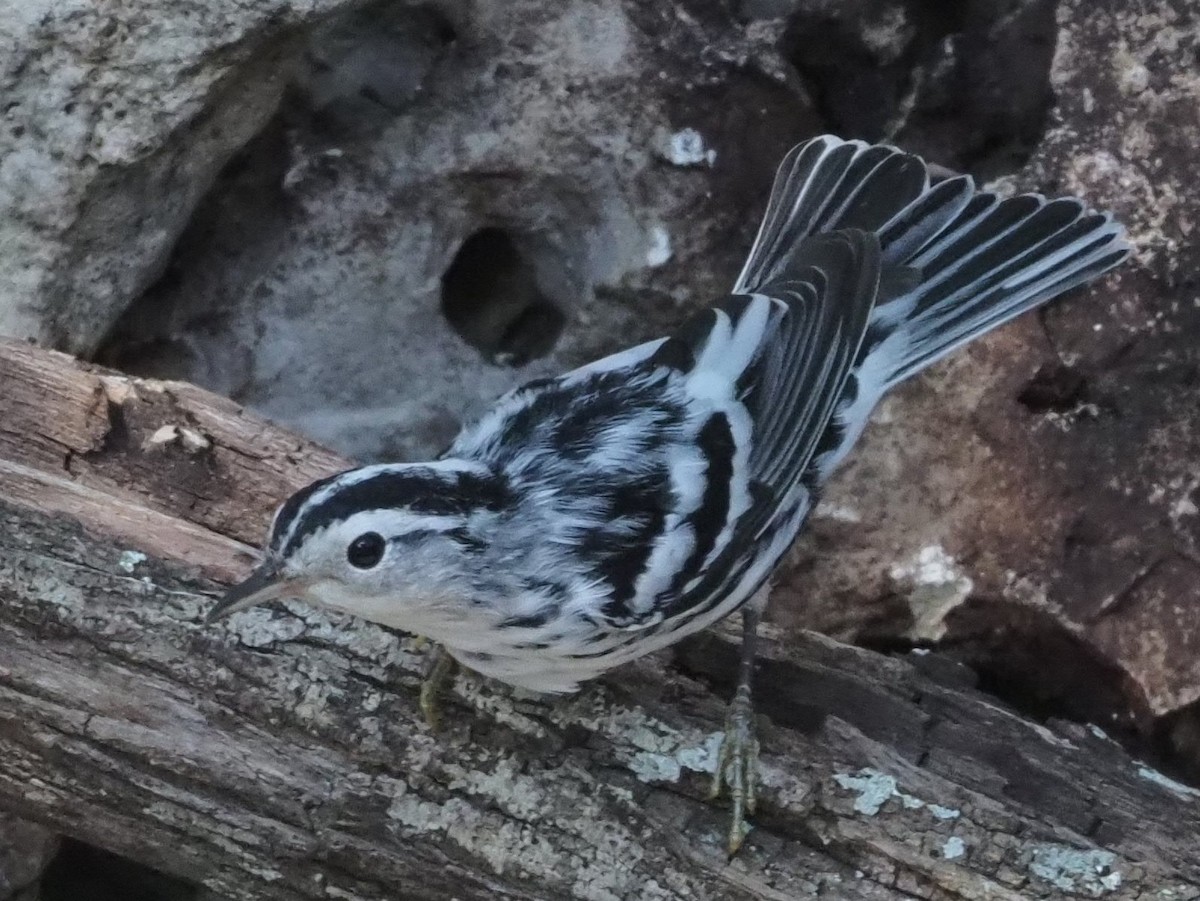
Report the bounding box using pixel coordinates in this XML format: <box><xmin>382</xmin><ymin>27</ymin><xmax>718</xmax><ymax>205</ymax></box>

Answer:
<box><xmin>206</xmin><ymin>559</ymin><xmax>291</xmax><ymax>623</ymax></box>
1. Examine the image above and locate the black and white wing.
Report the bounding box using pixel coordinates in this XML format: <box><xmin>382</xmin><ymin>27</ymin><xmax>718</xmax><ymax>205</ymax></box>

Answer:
<box><xmin>449</xmin><ymin>228</ymin><xmax>883</xmax><ymax>634</ymax></box>
<box><xmin>449</xmin><ymin>134</ymin><xmax>1129</xmax><ymax>641</ymax></box>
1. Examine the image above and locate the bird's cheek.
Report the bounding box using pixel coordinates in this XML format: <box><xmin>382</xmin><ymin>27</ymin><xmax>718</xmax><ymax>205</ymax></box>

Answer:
<box><xmin>304</xmin><ymin>579</ymin><xmax>378</xmax><ymax>617</ymax></box>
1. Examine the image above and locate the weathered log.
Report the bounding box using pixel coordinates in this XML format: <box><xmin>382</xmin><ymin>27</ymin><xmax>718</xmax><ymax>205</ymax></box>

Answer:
<box><xmin>1</xmin><ymin>338</ymin><xmax>1198</xmax><ymax>900</ymax></box>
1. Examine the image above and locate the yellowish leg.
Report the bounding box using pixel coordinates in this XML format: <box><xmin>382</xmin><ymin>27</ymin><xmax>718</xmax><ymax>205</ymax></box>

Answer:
<box><xmin>419</xmin><ymin>644</ymin><xmax>457</xmax><ymax>731</ymax></box>
<box><xmin>708</xmin><ymin>603</ymin><xmax>762</xmax><ymax>856</ymax></box>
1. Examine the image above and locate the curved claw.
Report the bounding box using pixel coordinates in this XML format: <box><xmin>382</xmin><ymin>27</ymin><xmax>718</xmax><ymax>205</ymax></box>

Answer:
<box><xmin>419</xmin><ymin>645</ymin><xmax>457</xmax><ymax>731</ymax></box>
<box><xmin>709</xmin><ymin>685</ymin><xmax>760</xmax><ymax>856</ymax></box>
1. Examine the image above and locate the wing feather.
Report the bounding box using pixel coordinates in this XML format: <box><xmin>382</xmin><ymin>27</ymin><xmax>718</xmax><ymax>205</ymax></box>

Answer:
<box><xmin>449</xmin><ymin>134</ymin><xmax>1127</xmax><ymax>649</ymax></box>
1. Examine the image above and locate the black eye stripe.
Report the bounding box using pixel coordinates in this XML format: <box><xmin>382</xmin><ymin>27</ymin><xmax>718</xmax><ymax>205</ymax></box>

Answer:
<box><xmin>392</xmin><ymin>529</ymin><xmax>438</xmax><ymax>543</ymax></box>
<box><xmin>390</xmin><ymin>527</ymin><xmax>487</xmax><ymax>553</ymax></box>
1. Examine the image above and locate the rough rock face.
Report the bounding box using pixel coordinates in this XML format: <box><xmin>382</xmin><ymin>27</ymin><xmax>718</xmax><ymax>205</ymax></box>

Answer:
<box><xmin>94</xmin><ymin>0</ymin><xmax>823</xmax><ymax>460</ymax></box>
<box><xmin>776</xmin><ymin>0</ymin><xmax>1200</xmax><ymax>767</ymax></box>
<box><xmin>0</xmin><ymin>0</ymin><xmax>1197</xmax><ymax>799</ymax></box>
<box><xmin>0</xmin><ymin>0</ymin><xmax>353</xmax><ymax>354</ymax></box>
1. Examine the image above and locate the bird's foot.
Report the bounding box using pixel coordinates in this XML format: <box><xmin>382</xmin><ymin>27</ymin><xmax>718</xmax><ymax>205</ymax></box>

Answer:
<box><xmin>708</xmin><ymin>684</ymin><xmax>760</xmax><ymax>856</ymax></box>
<box><xmin>419</xmin><ymin>644</ymin><xmax>457</xmax><ymax>731</ymax></box>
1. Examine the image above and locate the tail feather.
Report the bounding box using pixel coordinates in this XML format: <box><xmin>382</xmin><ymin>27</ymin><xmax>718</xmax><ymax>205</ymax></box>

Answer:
<box><xmin>821</xmin><ymin>151</ymin><xmax>928</xmax><ymax>234</ymax></box>
<box><xmin>735</xmin><ymin>135</ymin><xmax>1131</xmax><ymax>395</ymax></box>
<box><xmin>877</xmin><ymin>175</ymin><xmax>975</xmax><ymax>262</ymax></box>
<box><xmin>734</xmin><ymin>136</ymin><xmax>929</xmax><ymax>292</ymax></box>
<box><xmin>885</xmin><ymin>203</ymin><xmax>1128</xmax><ymax>385</ymax></box>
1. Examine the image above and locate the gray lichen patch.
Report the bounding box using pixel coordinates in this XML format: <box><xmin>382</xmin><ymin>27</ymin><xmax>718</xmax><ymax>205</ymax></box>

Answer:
<box><xmin>548</xmin><ymin>690</ymin><xmax>723</xmax><ymax>785</ymax></box>
<box><xmin>941</xmin><ymin>836</ymin><xmax>965</xmax><ymax>861</ymax></box>
<box><xmin>834</xmin><ymin>769</ymin><xmax>898</xmax><ymax>816</ymax></box>
<box><xmin>1027</xmin><ymin>843</ymin><xmax>1123</xmax><ymax>895</ymax></box>
<box><xmin>657</xmin><ymin>127</ymin><xmax>717</xmax><ymax>167</ymax></box>
<box><xmin>223</xmin><ymin>606</ymin><xmax>309</xmax><ymax>649</ymax></box>
<box><xmin>832</xmin><ymin>768</ymin><xmax>961</xmax><ymax>822</ymax></box>
<box><xmin>383</xmin><ymin>754</ymin><xmax>671</xmax><ymax>901</ymax></box>
<box><xmin>116</xmin><ymin>549</ymin><xmax>147</xmax><ymax>573</ymax></box>
<box><xmin>888</xmin><ymin>544</ymin><xmax>975</xmax><ymax>642</ymax></box>
<box><xmin>453</xmin><ymin>673</ymin><xmax>551</xmax><ymax>739</ymax></box>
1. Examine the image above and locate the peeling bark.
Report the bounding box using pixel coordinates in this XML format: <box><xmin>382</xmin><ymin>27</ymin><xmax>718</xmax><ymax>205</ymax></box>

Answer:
<box><xmin>1</xmin><ymin>339</ymin><xmax>1198</xmax><ymax>901</ymax></box>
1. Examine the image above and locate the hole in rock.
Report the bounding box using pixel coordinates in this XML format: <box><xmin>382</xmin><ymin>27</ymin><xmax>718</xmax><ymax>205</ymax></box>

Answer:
<box><xmin>440</xmin><ymin>227</ymin><xmax>567</xmax><ymax>366</ymax></box>
<box><xmin>1158</xmin><ymin>699</ymin><xmax>1200</xmax><ymax>786</ymax></box>
<box><xmin>40</xmin><ymin>838</ymin><xmax>200</xmax><ymax>901</ymax></box>
<box><xmin>940</xmin><ymin>596</ymin><xmax>1140</xmax><ymax>728</ymax></box>
<box><xmin>782</xmin><ymin>0</ymin><xmax>1057</xmax><ymax>179</ymax></box>
<box><xmin>92</xmin><ymin>0</ymin><xmax>580</xmax><ymax>464</ymax></box>
<box><xmin>1017</xmin><ymin>363</ymin><xmax>1088</xmax><ymax>413</ymax></box>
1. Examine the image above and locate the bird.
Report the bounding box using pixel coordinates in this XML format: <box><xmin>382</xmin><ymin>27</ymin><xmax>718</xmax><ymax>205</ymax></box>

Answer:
<box><xmin>207</xmin><ymin>134</ymin><xmax>1131</xmax><ymax>854</ymax></box>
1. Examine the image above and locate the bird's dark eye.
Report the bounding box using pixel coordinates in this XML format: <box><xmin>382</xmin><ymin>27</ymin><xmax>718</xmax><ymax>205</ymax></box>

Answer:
<box><xmin>347</xmin><ymin>532</ymin><xmax>386</xmax><ymax>569</ymax></box>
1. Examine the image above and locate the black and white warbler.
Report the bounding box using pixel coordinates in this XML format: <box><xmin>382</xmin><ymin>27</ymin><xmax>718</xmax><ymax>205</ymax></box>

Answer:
<box><xmin>208</xmin><ymin>135</ymin><xmax>1130</xmax><ymax>852</ymax></box>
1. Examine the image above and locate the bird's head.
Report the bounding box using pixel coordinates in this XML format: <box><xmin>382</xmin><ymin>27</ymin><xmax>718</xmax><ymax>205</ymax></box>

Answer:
<box><xmin>206</xmin><ymin>462</ymin><xmax>510</xmax><ymax>632</ymax></box>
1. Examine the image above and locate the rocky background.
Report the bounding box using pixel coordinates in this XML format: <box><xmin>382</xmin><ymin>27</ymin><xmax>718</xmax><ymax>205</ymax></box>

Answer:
<box><xmin>1</xmin><ymin>0</ymin><xmax>1197</xmax><ymax>895</ymax></box>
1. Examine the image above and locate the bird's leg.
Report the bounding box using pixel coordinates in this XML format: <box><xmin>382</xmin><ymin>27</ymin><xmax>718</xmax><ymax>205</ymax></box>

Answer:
<box><xmin>419</xmin><ymin>643</ymin><xmax>458</xmax><ymax>731</ymax></box>
<box><xmin>708</xmin><ymin>600</ymin><xmax>763</xmax><ymax>856</ymax></box>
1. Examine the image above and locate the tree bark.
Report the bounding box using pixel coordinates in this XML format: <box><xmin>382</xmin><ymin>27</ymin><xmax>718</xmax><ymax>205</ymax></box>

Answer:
<box><xmin>0</xmin><ymin>338</ymin><xmax>1197</xmax><ymax>901</ymax></box>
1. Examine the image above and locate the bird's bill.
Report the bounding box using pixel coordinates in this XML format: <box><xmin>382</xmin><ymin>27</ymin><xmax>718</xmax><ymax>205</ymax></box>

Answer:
<box><xmin>206</xmin><ymin>561</ymin><xmax>295</xmax><ymax>623</ymax></box>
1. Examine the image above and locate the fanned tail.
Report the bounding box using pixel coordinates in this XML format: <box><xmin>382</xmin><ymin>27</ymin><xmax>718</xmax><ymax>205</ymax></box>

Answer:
<box><xmin>735</xmin><ymin>135</ymin><xmax>1131</xmax><ymax>397</ymax></box>
<box><xmin>873</xmin><ymin>190</ymin><xmax>1129</xmax><ymax>387</ymax></box>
